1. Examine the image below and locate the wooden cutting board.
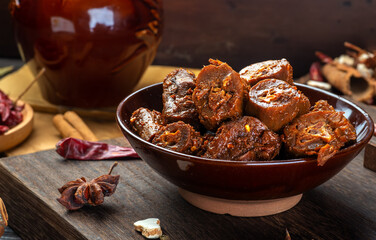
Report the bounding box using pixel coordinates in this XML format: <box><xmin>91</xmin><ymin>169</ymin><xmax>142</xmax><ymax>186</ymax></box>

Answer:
<box><xmin>0</xmin><ymin>138</ymin><xmax>376</xmax><ymax>240</ymax></box>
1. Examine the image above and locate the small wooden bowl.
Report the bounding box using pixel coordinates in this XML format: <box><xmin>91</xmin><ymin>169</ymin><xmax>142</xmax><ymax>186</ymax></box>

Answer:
<box><xmin>0</xmin><ymin>101</ymin><xmax>34</xmax><ymax>152</ymax></box>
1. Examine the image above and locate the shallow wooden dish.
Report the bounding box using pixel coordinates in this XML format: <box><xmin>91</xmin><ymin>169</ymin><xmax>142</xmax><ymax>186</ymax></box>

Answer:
<box><xmin>0</xmin><ymin>101</ymin><xmax>34</xmax><ymax>152</ymax></box>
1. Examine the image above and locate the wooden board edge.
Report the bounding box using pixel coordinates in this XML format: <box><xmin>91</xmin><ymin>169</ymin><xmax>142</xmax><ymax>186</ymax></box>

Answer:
<box><xmin>0</xmin><ymin>163</ymin><xmax>87</xmax><ymax>240</ymax></box>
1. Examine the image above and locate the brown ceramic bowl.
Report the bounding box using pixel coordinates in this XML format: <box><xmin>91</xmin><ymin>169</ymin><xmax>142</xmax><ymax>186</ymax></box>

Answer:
<box><xmin>116</xmin><ymin>82</ymin><xmax>374</xmax><ymax>207</ymax></box>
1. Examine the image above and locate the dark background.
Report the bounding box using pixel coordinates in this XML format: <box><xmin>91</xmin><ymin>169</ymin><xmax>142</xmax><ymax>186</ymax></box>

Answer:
<box><xmin>1</xmin><ymin>0</ymin><xmax>376</xmax><ymax>77</ymax></box>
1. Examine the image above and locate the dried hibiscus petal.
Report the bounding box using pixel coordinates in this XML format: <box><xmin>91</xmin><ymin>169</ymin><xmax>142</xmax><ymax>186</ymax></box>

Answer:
<box><xmin>0</xmin><ymin>89</ymin><xmax>23</xmax><ymax>135</ymax></box>
<box><xmin>57</xmin><ymin>162</ymin><xmax>120</xmax><ymax>210</ymax></box>
<box><xmin>0</xmin><ymin>102</ymin><xmax>10</xmax><ymax>122</ymax></box>
<box><xmin>0</xmin><ymin>126</ymin><xmax>9</xmax><ymax>134</ymax></box>
<box><xmin>4</xmin><ymin>110</ymin><xmax>23</xmax><ymax>128</ymax></box>
<box><xmin>56</xmin><ymin>137</ymin><xmax>139</xmax><ymax>160</ymax></box>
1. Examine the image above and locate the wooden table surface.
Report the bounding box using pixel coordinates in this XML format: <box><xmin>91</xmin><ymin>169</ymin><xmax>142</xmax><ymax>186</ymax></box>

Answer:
<box><xmin>0</xmin><ymin>136</ymin><xmax>376</xmax><ymax>240</ymax></box>
<box><xmin>1</xmin><ymin>59</ymin><xmax>376</xmax><ymax>239</ymax></box>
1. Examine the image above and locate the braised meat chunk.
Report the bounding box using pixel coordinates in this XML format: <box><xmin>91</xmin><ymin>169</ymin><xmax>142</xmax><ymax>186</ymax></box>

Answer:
<box><xmin>283</xmin><ymin>105</ymin><xmax>357</xmax><ymax>166</ymax></box>
<box><xmin>245</xmin><ymin>79</ymin><xmax>310</xmax><ymax>132</ymax></box>
<box><xmin>162</xmin><ymin>68</ymin><xmax>198</xmax><ymax>126</ymax></box>
<box><xmin>130</xmin><ymin>107</ymin><xmax>163</xmax><ymax>141</ymax></box>
<box><xmin>311</xmin><ymin>100</ymin><xmax>335</xmax><ymax>112</ymax></box>
<box><xmin>240</xmin><ymin>58</ymin><xmax>293</xmax><ymax>86</ymax></box>
<box><xmin>152</xmin><ymin>121</ymin><xmax>203</xmax><ymax>155</ymax></box>
<box><xmin>130</xmin><ymin>58</ymin><xmax>358</xmax><ymax>164</ymax></box>
<box><xmin>203</xmin><ymin>116</ymin><xmax>281</xmax><ymax>161</ymax></box>
<box><xmin>193</xmin><ymin>59</ymin><xmax>246</xmax><ymax>131</ymax></box>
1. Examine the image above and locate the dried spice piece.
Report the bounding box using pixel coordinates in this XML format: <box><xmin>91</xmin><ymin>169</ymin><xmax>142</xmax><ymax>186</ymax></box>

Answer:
<box><xmin>56</xmin><ymin>137</ymin><xmax>139</xmax><ymax>160</ymax></box>
<box><xmin>315</xmin><ymin>51</ymin><xmax>333</xmax><ymax>64</ymax></box>
<box><xmin>0</xmin><ymin>89</ymin><xmax>24</xmax><ymax>135</ymax></box>
<box><xmin>53</xmin><ymin>114</ymin><xmax>84</xmax><ymax>140</ymax></box>
<box><xmin>344</xmin><ymin>41</ymin><xmax>376</xmax><ymax>69</ymax></box>
<box><xmin>0</xmin><ymin>68</ymin><xmax>45</xmax><ymax>135</ymax></box>
<box><xmin>0</xmin><ymin>198</ymin><xmax>8</xmax><ymax>238</ymax></box>
<box><xmin>57</xmin><ymin>162</ymin><xmax>120</xmax><ymax>210</ymax></box>
<box><xmin>63</xmin><ymin>111</ymin><xmax>98</xmax><ymax>141</ymax></box>
<box><xmin>315</xmin><ymin>43</ymin><xmax>376</xmax><ymax>103</ymax></box>
<box><xmin>134</xmin><ymin>218</ymin><xmax>163</xmax><ymax>239</ymax></box>
<box><xmin>321</xmin><ymin>62</ymin><xmax>374</xmax><ymax>102</ymax></box>
<box><xmin>53</xmin><ymin>111</ymin><xmax>98</xmax><ymax>141</ymax></box>
<box><xmin>309</xmin><ymin>62</ymin><xmax>324</xmax><ymax>82</ymax></box>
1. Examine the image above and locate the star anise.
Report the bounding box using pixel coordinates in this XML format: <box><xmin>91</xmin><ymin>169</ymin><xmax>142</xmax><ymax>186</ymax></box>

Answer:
<box><xmin>57</xmin><ymin>162</ymin><xmax>120</xmax><ymax>210</ymax></box>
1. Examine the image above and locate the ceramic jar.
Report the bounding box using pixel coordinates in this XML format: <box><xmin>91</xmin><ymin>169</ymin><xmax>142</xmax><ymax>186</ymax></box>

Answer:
<box><xmin>9</xmin><ymin>0</ymin><xmax>163</xmax><ymax>108</ymax></box>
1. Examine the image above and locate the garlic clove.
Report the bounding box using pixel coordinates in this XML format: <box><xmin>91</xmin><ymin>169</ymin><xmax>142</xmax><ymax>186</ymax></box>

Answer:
<box><xmin>134</xmin><ymin>218</ymin><xmax>163</xmax><ymax>239</ymax></box>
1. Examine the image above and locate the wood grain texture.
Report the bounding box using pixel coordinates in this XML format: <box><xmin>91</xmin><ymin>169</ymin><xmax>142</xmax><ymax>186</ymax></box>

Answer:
<box><xmin>0</xmin><ymin>137</ymin><xmax>376</xmax><ymax>240</ymax></box>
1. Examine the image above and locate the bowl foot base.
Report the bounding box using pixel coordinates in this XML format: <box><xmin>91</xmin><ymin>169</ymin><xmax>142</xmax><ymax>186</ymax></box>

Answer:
<box><xmin>178</xmin><ymin>188</ymin><xmax>302</xmax><ymax>217</ymax></box>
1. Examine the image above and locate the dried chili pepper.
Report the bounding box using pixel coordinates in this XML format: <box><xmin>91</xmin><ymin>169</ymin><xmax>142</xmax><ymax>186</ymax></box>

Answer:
<box><xmin>0</xmin><ymin>198</ymin><xmax>8</xmax><ymax>238</ymax></box>
<box><xmin>315</xmin><ymin>51</ymin><xmax>333</xmax><ymax>64</ymax></box>
<box><xmin>309</xmin><ymin>62</ymin><xmax>324</xmax><ymax>82</ymax></box>
<box><xmin>56</xmin><ymin>137</ymin><xmax>139</xmax><ymax>160</ymax></box>
<box><xmin>0</xmin><ymin>89</ymin><xmax>24</xmax><ymax>135</ymax></box>
<box><xmin>57</xmin><ymin>162</ymin><xmax>120</xmax><ymax>210</ymax></box>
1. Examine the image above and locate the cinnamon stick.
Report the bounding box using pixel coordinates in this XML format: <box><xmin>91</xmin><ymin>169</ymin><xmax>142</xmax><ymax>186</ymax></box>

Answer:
<box><xmin>63</xmin><ymin>111</ymin><xmax>98</xmax><ymax>141</ymax></box>
<box><xmin>53</xmin><ymin>114</ymin><xmax>84</xmax><ymax>139</ymax></box>
<box><xmin>321</xmin><ymin>63</ymin><xmax>374</xmax><ymax>102</ymax></box>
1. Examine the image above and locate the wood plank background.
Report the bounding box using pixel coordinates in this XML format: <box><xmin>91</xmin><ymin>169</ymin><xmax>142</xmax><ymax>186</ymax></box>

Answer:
<box><xmin>2</xmin><ymin>0</ymin><xmax>376</xmax><ymax>76</ymax></box>
<box><xmin>0</xmin><ymin>137</ymin><xmax>376</xmax><ymax>240</ymax></box>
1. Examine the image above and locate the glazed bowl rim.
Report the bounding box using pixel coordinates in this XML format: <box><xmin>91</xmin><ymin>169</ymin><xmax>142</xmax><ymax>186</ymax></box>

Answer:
<box><xmin>116</xmin><ymin>82</ymin><xmax>374</xmax><ymax>166</ymax></box>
